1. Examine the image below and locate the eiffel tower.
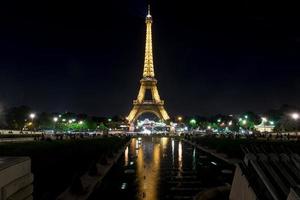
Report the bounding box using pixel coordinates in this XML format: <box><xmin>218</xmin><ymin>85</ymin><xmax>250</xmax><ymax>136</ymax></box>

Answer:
<box><xmin>127</xmin><ymin>5</ymin><xmax>170</xmax><ymax>124</ymax></box>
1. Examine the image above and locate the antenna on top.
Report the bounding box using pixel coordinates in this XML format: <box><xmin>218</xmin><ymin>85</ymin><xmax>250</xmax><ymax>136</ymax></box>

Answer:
<box><xmin>148</xmin><ymin>4</ymin><xmax>151</xmax><ymax>16</ymax></box>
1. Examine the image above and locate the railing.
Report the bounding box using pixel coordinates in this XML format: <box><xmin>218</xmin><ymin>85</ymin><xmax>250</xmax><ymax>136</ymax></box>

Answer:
<box><xmin>133</xmin><ymin>100</ymin><xmax>164</xmax><ymax>105</ymax></box>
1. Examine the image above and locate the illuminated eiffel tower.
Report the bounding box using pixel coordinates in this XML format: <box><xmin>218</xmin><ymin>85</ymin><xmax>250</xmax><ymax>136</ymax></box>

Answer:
<box><xmin>127</xmin><ymin>5</ymin><xmax>170</xmax><ymax>124</ymax></box>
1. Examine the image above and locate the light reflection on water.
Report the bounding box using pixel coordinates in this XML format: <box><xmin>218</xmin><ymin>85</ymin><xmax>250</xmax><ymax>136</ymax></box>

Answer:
<box><xmin>178</xmin><ymin>141</ymin><xmax>183</xmax><ymax>172</ymax></box>
<box><xmin>91</xmin><ymin>136</ymin><xmax>234</xmax><ymax>200</ymax></box>
<box><xmin>136</xmin><ymin>137</ymin><xmax>163</xmax><ymax>200</ymax></box>
<box><xmin>193</xmin><ymin>147</ymin><xmax>196</xmax><ymax>170</ymax></box>
<box><xmin>171</xmin><ymin>139</ymin><xmax>175</xmax><ymax>166</ymax></box>
<box><xmin>124</xmin><ymin>146</ymin><xmax>129</xmax><ymax>166</ymax></box>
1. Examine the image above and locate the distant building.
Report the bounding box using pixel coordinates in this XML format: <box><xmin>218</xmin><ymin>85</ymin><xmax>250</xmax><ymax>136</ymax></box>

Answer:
<box><xmin>254</xmin><ymin>123</ymin><xmax>275</xmax><ymax>133</ymax></box>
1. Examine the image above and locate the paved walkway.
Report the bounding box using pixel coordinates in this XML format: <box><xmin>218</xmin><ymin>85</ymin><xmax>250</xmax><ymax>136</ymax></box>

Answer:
<box><xmin>0</xmin><ymin>137</ymin><xmax>34</xmax><ymax>143</ymax></box>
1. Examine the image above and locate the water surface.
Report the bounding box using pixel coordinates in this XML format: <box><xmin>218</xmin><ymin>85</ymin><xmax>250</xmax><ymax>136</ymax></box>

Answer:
<box><xmin>90</xmin><ymin>137</ymin><xmax>233</xmax><ymax>200</ymax></box>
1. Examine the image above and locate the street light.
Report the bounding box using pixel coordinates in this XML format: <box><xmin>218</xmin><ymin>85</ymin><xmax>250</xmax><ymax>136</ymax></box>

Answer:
<box><xmin>53</xmin><ymin>117</ymin><xmax>58</xmax><ymax>133</ymax></box>
<box><xmin>291</xmin><ymin>113</ymin><xmax>299</xmax><ymax>120</ymax></box>
<box><xmin>79</xmin><ymin>121</ymin><xmax>83</xmax><ymax>125</ymax></box>
<box><xmin>190</xmin><ymin>119</ymin><xmax>196</xmax><ymax>124</ymax></box>
<box><xmin>29</xmin><ymin>113</ymin><xmax>36</xmax><ymax>133</ymax></box>
<box><xmin>291</xmin><ymin>113</ymin><xmax>299</xmax><ymax>137</ymax></box>
<box><xmin>29</xmin><ymin>113</ymin><xmax>36</xmax><ymax>119</ymax></box>
<box><xmin>177</xmin><ymin>116</ymin><xmax>182</xmax><ymax>122</ymax></box>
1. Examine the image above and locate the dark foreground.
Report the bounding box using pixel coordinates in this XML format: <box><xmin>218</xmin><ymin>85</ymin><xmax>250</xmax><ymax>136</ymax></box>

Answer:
<box><xmin>0</xmin><ymin>136</ymin><xmax>130</xmax><ymax>199</ymax></box>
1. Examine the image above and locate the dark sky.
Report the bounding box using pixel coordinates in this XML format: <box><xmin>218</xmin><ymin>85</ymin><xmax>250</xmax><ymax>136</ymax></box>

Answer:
<box><xmin>0</xmin><ymin>0</ymin><xmax>300</xmax><ymax>117</ymax></box>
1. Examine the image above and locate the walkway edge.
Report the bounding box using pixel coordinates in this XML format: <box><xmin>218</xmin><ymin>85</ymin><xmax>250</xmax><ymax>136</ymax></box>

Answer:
<box><xmin>183</xmin><ymin>139</ymin><xmax>239</xmax><ymax>165</ymax></box>
<box><xmin>57</xmin><ymin>138</ymin><xmax>132</xmax><ymax>200</ymax></box>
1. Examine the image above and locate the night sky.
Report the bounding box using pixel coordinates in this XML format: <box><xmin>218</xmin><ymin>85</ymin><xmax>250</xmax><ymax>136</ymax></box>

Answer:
<box><xmin>0</xmin><ymin>0</ymin><xmax>300</xmax><ymax>117</ymax></box>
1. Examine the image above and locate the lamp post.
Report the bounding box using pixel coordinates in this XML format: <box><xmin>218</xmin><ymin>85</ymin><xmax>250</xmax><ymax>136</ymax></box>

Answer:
<box><xmin>177</xmin><ymin>116</ymin><xmax>183</xmax><ymax>123</ymax></box>
<box><xmin>29</xmin><ymin>113</ymin><xmax>36</xmax><ymax>133</ymax></box>
<box><xmin>291</xmin><ymin>113</ymin><xmax>299</xmax><ymax>138</ymax></box>
<box><xmin>53</xmin><ymin>117</ymin><xmax>58</xmax><ymax>134</ymax></box>
<box><xmin>79</xmin><ymin>121</ymin><xmax>83</xmax><ymax>133</ymax></box>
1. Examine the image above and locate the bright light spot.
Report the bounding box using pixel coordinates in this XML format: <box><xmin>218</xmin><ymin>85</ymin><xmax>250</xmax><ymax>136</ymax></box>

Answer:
<box><xmin>121</xmin><ymin>182</ymin><xmax>127</xmax><ymax>190</ymax></box>
<box><xmin>207</xmin><ymin>126</ymin><xmax>211</xmax><ymax>129</ymax></box>
<box><xmin>245</xmin><ymin>115</ymin><xmax>248</xmax><ymax>119</ymax></box>
<box><xmin>291</xmin><ymin>113</ymin><xmax>299</xmax><ymax>120</ymax></box>
<box><xmin>29</xmin><ymin>113</ymin><xmax>35</xmax><ymax>119</ymax></box>
<box><xmin>242</xmin><ymin>120</ymin><xmax>247</xmax><ymax>125</ymax></box>
<box><xmin>62</xmin><ymin>119</ymin><xmax>66</xmax><ymax>122</ymax></box>
<box><xmin>270</xmin><ymin>121</ymin><xmax>274</xmax><ymax>125</ymax></box>
<box><xmin>217</xmin><ymin>119</ymin><xmax>221</xmax><ymax>123</ymax></box>
<box><xmin>190</xmin><ymin>119</ymin><xmax>196</xmax><ymax>124</ymax></box>
<box><xmin>68</xmin><ymin>120</ymin><xmax>72</xmax><ymax>124</ymax></box>
<box><xmin>211</xmin><ymin>161</ymin><xmax>217</xmax><ymax>166</ymax></box>
<box><xmin>142</xmin><ymin>129</ymin><xmax>151</xmax><ymax>134</ymax></box>
<box><xmin>177</xmin><ymin>116</ymin><xmax>182</xmax><ymax>121</ymax></box>
<box><xmin>228</xmin><ymin>121</ymin><xmax>232</xmax><ymax>126</ymax></box>
<box><xmin>130</xmin><ymin>161</ymin><xmax>134</xmax><ymax>165</ymax></box>
<box><xmin>262</xmin><ymin>117</ymin><xmax>267</xmax><ymax>122</ymax></box>
<box><xmin>178</xmin><ymin>141</ymin><xmax>182</xmax><ymax>170</ymax></box>
<box><xmin>79</xmin><ymin>121</ymin><xmax>83</xmax><ymax>125</ymax></box>
<box><xmin>53</xmin><ymin>117</ymin><xmax>58</xmax><ymax>122</ymax></box>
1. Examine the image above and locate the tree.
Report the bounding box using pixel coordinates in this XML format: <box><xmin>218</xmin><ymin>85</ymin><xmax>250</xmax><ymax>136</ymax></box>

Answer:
<box><xmin>5</xmin><ymin>106</ymin><xmax>31</xmax><ymax>130</ymax></box>
<box><xmin>37</xmin><ymin>112</ymin><xmax>52</xmax><ymax>130</ymax></box>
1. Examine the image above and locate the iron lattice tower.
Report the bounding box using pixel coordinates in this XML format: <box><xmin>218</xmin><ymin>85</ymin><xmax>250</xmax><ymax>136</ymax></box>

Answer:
<box><xmin>127</xmin><ymin>5</ymin><xmax>170</xmax><ymax>124</ymax></box>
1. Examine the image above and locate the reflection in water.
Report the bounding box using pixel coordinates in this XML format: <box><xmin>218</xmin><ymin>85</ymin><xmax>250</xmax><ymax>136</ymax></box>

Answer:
<box><xmin>135</xmin><ymin>139</ymin><xmax>140</xmax><ymax>155</ymax></box>
<box><xmin>136</xmin><ymin>137</ymin><xmax>163</xmax><ymax>200</ymax></box>
<box><xmin>172</xmin><ymin>139</ymin><xmax>175</xmax><ymax>165</ymax></box>
<box><xmin>91</xmin><ymin>137</ymin><xmax>234</xmax><ymax>200</ymax></box>
<box><xmin>124</xmin><ymin>146</ymin><xmax>129</xmax><ymax>166</ymax></box>
<box><xmin>193</xmin><ymin>147</ymin><xmax>196</xmax><ymax>170</ymax></box>
<box><xmin>178</xmin><ymin>141</ymin><xmax>183</xmax><ymax>172</ymax></box>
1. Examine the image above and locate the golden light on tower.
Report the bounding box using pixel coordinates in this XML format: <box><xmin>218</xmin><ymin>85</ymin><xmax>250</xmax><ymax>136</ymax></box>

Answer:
<box><xmin>127</xmin><ymin>5</ymin><xmax>170</xmax><ymax>124</ymax></box>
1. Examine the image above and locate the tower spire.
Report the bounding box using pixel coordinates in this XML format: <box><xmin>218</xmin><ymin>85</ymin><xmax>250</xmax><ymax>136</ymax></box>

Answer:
<box><xmin>147</xmin><ymin>4</ymin><xmax>151</xmax><ymax>16</ymax></box>
<box><xmin>143</xmin><ymin>4</ymin><xmax>154</xmax><ymax>77</ymax></box>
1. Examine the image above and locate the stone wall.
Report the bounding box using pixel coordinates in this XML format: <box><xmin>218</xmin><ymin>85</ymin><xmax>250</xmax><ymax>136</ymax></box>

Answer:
<box><xmin>229</xmin><ymin>165</ymin><xmax>257</xmax><ymax>200</ymax></box>
<box><xmin>0</xmin><ymin>157</ymin><xmax>33</xmax><ymax>200</ymax></box>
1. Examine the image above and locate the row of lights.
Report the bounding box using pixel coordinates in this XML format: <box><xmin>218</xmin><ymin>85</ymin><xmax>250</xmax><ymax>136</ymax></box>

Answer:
<box><xmin>177</xmin><ymin>112</ymin><xmax>300</xmax><ymax>130</ymax></box>
<box><xmin>29</xmin><ymin>113</ymin><xmax>84</xmax><ymax>125</ymax></box>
